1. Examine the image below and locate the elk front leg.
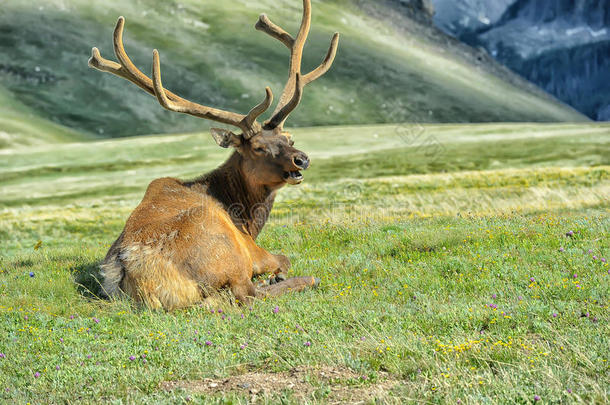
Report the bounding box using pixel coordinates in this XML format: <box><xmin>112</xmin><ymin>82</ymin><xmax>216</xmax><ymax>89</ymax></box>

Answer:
<box><xmin>249</xmin><ymin>244</ymin><xmax>291</xmax><ymax>281</ymax></box>
<box><xmin>255</xmin><ymin>277</ymin><xmax>320</xmax><ymax>298</ymax></box>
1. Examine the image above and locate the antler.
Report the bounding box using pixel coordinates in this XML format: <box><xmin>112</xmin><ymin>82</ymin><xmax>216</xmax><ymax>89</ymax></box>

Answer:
<box><xmin>89</xmin><ymin>16</ymin><xmax>273</xmax><ymax>137</ymax></box>
<box><xmin>256</xmin><ymin>0</ymin><xmax>340</xmax><ymax>129</ymax></box>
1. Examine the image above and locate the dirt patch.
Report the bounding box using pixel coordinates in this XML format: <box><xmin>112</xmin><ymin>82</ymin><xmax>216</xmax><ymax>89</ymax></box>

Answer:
<box><xmin>161</xmin><ymin>366</ymin><xmax>401</xmax><ymax>403</ymax></box>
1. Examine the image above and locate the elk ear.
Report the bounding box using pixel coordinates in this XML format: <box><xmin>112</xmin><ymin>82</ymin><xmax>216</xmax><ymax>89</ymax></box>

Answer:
<box><xmin>210</xmin><ymin>128</ymin><xmax>241</xmax><ymax>148</ymax></box>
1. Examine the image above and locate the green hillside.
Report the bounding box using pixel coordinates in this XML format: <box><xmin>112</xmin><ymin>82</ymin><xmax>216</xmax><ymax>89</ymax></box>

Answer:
<box><xmin>0</xmin><ymin>84</ymin><xmax>84</xmax><ymax>149</ymax></box>
<box><xmin>0</xmin><ymin>0</ymin><xmax>588</xmax><ymax>139</ymax></box>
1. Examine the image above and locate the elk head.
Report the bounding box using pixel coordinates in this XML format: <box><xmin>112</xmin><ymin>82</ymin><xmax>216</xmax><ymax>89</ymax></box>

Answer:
<box><xmin>88</xmin><ymin>1</ymin><xmax>339</xmax><ymax>188</ymax></box>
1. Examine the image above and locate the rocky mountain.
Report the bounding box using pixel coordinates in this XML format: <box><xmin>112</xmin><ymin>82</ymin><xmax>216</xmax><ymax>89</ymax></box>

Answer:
<box><xmin>431</xmin><ymin>0</ymin><xmax>610</xmax><ymax>120</ymax></box>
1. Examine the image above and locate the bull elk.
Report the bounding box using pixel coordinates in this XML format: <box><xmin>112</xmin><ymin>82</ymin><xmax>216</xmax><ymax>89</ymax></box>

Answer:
<box><xmin>89</xmin><ymin>1</ymin><xmax>339</xmax><ymax>310</ymax></box>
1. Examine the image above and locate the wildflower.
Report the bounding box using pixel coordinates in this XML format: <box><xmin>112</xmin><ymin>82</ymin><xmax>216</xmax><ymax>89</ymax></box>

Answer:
<box><xmin>59</xmin><ymin>338</ymin><xmax>63</xmax><ymax>343</ymax></box>
<box><xmin>573</xmin><ymin>274</ymin><xmax>578</xmax><ymax>278</ymax></box>
<box><xmin>518</xmin><ymin>296</ymin><xmax>523</xmax><ymax>300</ymax></box>
<box><xmin>141</xmin><ymin>354</ymin><xmax>146</xmax><ymax>359</ymax></box>
<box><xmin>566</xmin><ymin>231</ymin><xmax>574</xmax><ymax>237</ymax></box>
<box><xmin>534</xmin><ymin>395</ymin><xmax>541</xmax><ymax>401</ymax></box>
<box><xmin>29</xmin><ymin>272</ymin><xmax>35</xmax><ymax>278</ymax></box>
<box><xmin>93</xmin><ymin>317</ymin><xmax>99</xmax><ymax>323</ymax></box>
<box><xmin>360</xmin><ymin>337</ymin><xmax>366</xmax><ymax>341</ymax></box>
<box><xmin>0</xmin><ymin>353</ymin><xmax>5</xmax><ymax>359</ymax></box>
<box><xmin>70</xmin><ymin>315</ymin><xmax>75</xmax><ymax>320</ymax></box>
<box><xmin>205</xmin><ymin>341</ymin><xmax>212</xmax><ymax>346</ymax></box>
<box><xmin>588</xmin><ymin>249</ymin><xmax>593</xmax><ymax>253</ymax></box>
<box><xmin>567</xmin><ymin>388</ymin><xmax>572</xmax><ymax>394</ymax></box>
<box><xmin>552</xmin><ymin>313</ymin><xmax>558</xmax><ymax>318</ymax></box>
<box><xmin>217</xmin><ymin>309</ymin><xmax>223</xmax><ymax>314</ymax></box>
<box><xmin>273</xmin><ymin>306</ymin><xmax>279</xmax><ymax>314</ymax></box>
<box><xmin>240</xmin><ymin>343</ymin><xmax>247</xmax><ymax>349</ymax></box>
<box><xmin>559</xmin><ymin>247</ymin><xmax>564</xmax><ymax>252</ymax></box>
<box><xmin>87</xmin><ymin>355</ymin><xmax>92</xmax><ymax>359</ymax></box>
<box><xmin>491</xmin><ymin>293</ymin><xmax>497</xmax><ymax>299</ymax></box>
<box><xmin>602</xmin><ymin>258</ymin><xmax>607</xmax><ymax>263</ymax></box>
<box><xmin>55</xmin><ymin>366</ymin><xmax>60</xmax><ymax>370</ymax></box>
<box><xmin>34</xmin><ymin>372</ymin><xmax>40</xmax><ymax>378</ymax></box>
<box><xmin>129</xmin><ymin>356</ymin><xmax>136</xmax><ymax>361</ymax></box>
<box><xmin>593</xmin><ymin>256</ymin><xmax>598</xmax><ymax>260</ymax></box>
<box><xmin>304</xmin><ymin>341</ymin><xmax>311</xmax><ymax>347</ymax></box>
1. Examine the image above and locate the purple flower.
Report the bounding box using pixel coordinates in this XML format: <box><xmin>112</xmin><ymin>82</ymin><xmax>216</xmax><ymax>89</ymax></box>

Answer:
<box><xmin>69</xmin><ymin>315</ymin><xmax>75</xmax><ymax>320</ymax></box>
<box><xmin>491</xmin><ymin>294</ymin><xmax>497</xmax><ymax>299</ymax></box>
<box><xmin>55</xmin><ymin>365</ymin><xmax>60</xmax><ymax>370</ymax></box>
<box><xmin>93</xmin><ymin>317</ymin><xmax>99</xmax><ymax>323</ymax></box>
<box><xmin>205</xmin><ymin>341</ymin><xmax>212</xmax><ymax>346</ymax></box>
<box><xmin>360</xmin><ymin>337</ymin><xmax>366</xmax><ymax>341</ymax></box>
<box><xmin>0</xmin><ymin>353</ymin><xmax>5</xmax><ymax>359</ymax></box>
<box><xmin>573</xmin><ymin>274</ymin><xmax>578</xmax><ymax>278</ymax></box>
<box><xmin>240</xmin><ymin>343</ymin><xmax>247</xmax><ymax>349</ymax></box>
<box><xmin>29</xmin><ymin>272</ymin><xmax>35</xmax><ymax>278</ymax></box>
<box><xmin>593</xmin><ymin>255</ymin><xmax>598</xmax><ymax>260</ymax></box>
<box><xmin>304</xmin><ymin>341</ymin><xmax>311</xmax><ymax>347</ymax></box>
<box><xmin>567</xmin><ymin>388</ymin><xmax>572</xmax><ymax>394</ymax></box>
<box><xmin>518</xmin><ymin>296</ymin><xmax>523</xmax><ymax>301</ymax></box>
<box><xmin>559</xmin><ymin>247</ymin><xmax>564</xmax><ymax>252</ymax></box>
<box><xmin>552</xmin><ymin>313</ymin><xmax>558</xmax><ymax>318</ymax></box>
<box><xmin>588</xmin><ymin>249</ymin><xmax>593</xmax><ymax>253</ymax></box>
<box><xmin>217</xmin><ymin>309</ymin><xmax>223</xmax><ymax>314</ymax></box>
<box><xmin>273</xmin><ymin>306</ymin><xmax>279</xmax><ymax>314</ymax></box>
<box><xmin>566</xmin><ymin>231</ymin><xmax>574</xmax><ymax>237</ymax></box>
<box><xmin>530</xmin><ymin>277</ymin><xmax>535</xmax><ymax>282</ymax></box>
<box><xmin>59</xmin><ymin>338</ymin><xmax>64</xmax><ymax>343</ymax></box>
<box><xmin>141</xmin><ymin>354</ymin><xmax>146</xmax><ymax>359</ymax></box>
<box><xmin>534</xmin><ymin>395</ymin><xmax>541</xmax><ymax>401</ymax></box>
<box><xmin>24</xmin><ymin>315</ymin><xmax>28</xmax><ymax>320</ymax></box>
<box><xmin>602</xmin><ymin>258</ymin><xmax>607</xmax><ymax>263</ymax></box>
<box><xmin>129</xmin><ymin>356</ymin><xmax>136</xmax><ymax>361</ymax></box>
<box><xmin>87</xmin><ymin>355</ymin><xmax>92</xmax><ymax>359</ymax></box>
<box><xmin>34</xmin><ymin>372</ymin><xmax>40</xmax><ymax>378</ymax></box>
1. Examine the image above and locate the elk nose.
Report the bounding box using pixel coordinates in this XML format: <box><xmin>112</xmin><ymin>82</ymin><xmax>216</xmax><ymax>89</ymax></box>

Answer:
<box><xmin>293</xmin><ymin>153</ymin><xmax>310</xmax><ymax>170</ymax></box>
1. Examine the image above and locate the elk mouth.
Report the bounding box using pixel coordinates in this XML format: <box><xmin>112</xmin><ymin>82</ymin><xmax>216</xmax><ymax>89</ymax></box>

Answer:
<box><xmin>284</xmin><ymin>170</ymin><xmax>304</xmax><ymax>185</ymax></box>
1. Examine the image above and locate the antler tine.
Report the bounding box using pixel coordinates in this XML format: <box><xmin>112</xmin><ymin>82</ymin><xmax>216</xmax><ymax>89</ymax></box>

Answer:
<box><xmin>90</xmin><ymin>16</ymin><xmax>273</xmax><ymax>134</ymax></box>
<box><xmin>261</xmin><ymin>0</ymin><xmax>339</xmax><ymax>129</ymax></box>
<box><xmin>243</xmin><ymin>87</ymin><xmax>274</xmax><ymax>135</ymax></box>
<box><xmin>255</xmin><ymin>14</ymin><xmax>294</xmax><ymax>48</ymax></box>
<box><xmin>264</xmin><ymin>74</ymin><xmax>302</xmax><ymax>130</ymax></box>
<box><xmin>152</xmin><ymin>50</ymin><xmax>256</xmax><ymax>130</ymax></box>
<box><xmin>303</xmin><ymin>32</ymin><xmax>340</xmax><ymax>85</ymax></box>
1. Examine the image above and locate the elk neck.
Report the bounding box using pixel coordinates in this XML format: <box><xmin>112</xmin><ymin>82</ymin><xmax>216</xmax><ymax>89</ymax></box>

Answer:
<box><xmin>191</xmin><ymin>151</ymin><xmax>276</xmax><ymax>239</ymax></box>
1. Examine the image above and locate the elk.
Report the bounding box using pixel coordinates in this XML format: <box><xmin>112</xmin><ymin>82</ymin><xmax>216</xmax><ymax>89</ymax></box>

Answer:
<box><xmin>89</xmin><ymin>1</ymin><xmax>339</xmax><ymax>310</ymax></box>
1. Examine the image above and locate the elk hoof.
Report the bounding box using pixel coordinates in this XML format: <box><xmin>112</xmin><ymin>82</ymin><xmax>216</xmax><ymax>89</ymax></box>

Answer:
<box><xmin>269</xmin><ymin>273</ymin><xmax>285</xmax><ymax>285</ymax></box>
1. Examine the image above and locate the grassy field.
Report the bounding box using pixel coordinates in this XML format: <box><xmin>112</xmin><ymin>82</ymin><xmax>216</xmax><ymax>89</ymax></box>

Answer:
<box><xmin>0</xmin><ymin>122</ymin><xmax>609</xmax><ymax>403</ymax></box>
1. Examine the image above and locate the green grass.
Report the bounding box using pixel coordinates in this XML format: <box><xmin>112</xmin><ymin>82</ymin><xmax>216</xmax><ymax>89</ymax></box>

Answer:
<box><xmin>0</xmin><ymin>123</ymin><xmax>609</xmax><ymax>403</ymax></box>
<box><xmin>0</xmin><ymin>0</ymin><xmax>587</xmax><ymax>141</ymax></box>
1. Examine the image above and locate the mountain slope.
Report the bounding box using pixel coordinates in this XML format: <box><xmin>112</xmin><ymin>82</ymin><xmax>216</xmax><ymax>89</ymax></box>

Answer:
<box><xmin>0</xmin><ymin>84</ymin><xmax>86</xmax><ymax>149</ymax></box>
<box><xmin>431</xmin><ymin>0</ymin><xmax>610</xmax><ymax>120</ymax></box>
<box><xmin>0</xmin><ymin>0</ymin><xmax>587</xmax><ymax>139</ymax></box>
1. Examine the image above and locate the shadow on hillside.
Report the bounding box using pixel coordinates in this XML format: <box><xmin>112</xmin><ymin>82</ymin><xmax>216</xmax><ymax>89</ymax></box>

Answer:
<box><xmin>73</xmin><ymin>261</ymin><xmax>107</xmax><ymax>301</ymax></box>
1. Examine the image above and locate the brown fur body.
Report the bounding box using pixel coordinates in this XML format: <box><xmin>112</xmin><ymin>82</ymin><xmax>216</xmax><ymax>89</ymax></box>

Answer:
<box><xmin>101</xmin><ymin>152</ymin><xmax>293</xmax><ymax>310</ymax></box>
